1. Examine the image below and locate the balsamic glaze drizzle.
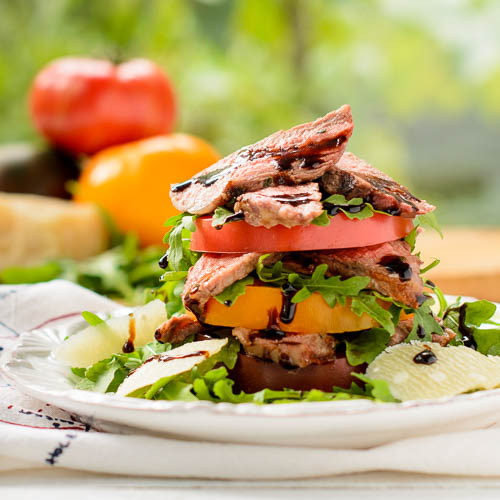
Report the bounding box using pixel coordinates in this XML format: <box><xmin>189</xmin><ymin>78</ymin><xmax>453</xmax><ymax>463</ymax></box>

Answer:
<box><xmin>413</xmin><ymin>349</ymin><xmax>437</xmax><ymax>365</ymax></box>
<box><xmin>280</xmin><ymin>283</ymin><xmax>298</xmax><ymax>324</ymax></box>
<box><xmin>379</xmin><ymin>256</ymin><xmax>412</xmax><ymax>282</ymax></box>
<box><xmin>458</xmin><ymin>303</ymin><xmax>477</xmax><ymax>349</ymax></box>
<box><xmin>158</xmin><ymin>252</ymin><xmax>169</xmax><ymax>269</ymax></box>
<box><xmin>122</xmin><ymin>313</ymin><xmax>136</xmax><ymax>353</ymax></box>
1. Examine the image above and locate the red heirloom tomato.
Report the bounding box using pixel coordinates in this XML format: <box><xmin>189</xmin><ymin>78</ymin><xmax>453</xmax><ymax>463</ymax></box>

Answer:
<box><xmin>190</xmin><ymin>213</ymin><xmax>414</xmax><ymax>253</ymax></box>
<box><xmin>29</xmin><ymin>57</ymin><xmax>176</xmax><ymax>154</ymax></box>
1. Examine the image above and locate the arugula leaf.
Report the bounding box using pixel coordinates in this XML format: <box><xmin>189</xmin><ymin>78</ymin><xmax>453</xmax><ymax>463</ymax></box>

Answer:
<box><xmin>72</xmin><ymin>337</ymin><xmax>400</xmax><ymax>404</ymax></box>
<box><xmin>420</xmin><ymin>258</ymin><xmax>440</xmax><ymax>274</ymax></box>
<box><xmin>443</xmin><ymin>300</ymin><xmax>500</xmax><ymax>355</ymax></box>
<box><xmin>353</xmin><ymin>374</ymin><xmax>398</xmax><ymax>402</ymax></box>
<box><xmin>425</xmin><ymin>281</ymin><xmax>448</xmax><ymax>318</ymax></box>
<box><xmin>310</xmin><ymin>210</ymin><xmax>330</xmax><ymax>226</ymax></box>
<box><xmin>340</xmin><ymin>205</ymin><xmax>375</xmax><ymax>220</ymax></box>
<box><xmin>0</xmin><ymin>261</ymin><xmax>62</xmax><ymax>284</ymax></box>
<box><xmin>256</xmin><ymin>256</ymin><xmax>400</xmax><ymax>329</ymax></box>
<box><xmin>288</xmin><ymin>265</ymin><xmax>370</xmax><ymax>308</ymax></box>
<box><xmin>160</xmin><ymin>270</ymin><xmax>189</xmax><ymax>282</ymax></box>
<box><xmin>473</xmin><ymin>329</ymin><xmax>500</xmax><ymax>356</ymax></box>
<box><xmin>81</xmin><ymin>311</ymin><xmax>104</xmax><ymax>326</ymax></box>
<box><xmin>211</xmin><ymin>206</ymin><xmax>235</xmax><ymax>228</ymax></box>
<box><xmin>464</xmin><ymin>300</ymin><xmax>497</xmax><ymax>326</ymax></box>
<box><xmin>351</xmin><ymin>293</ymin><xmax>395</xmax><ymax>334</ymax></box>
<box><xmin>214</xmin><ymin>276</ymin><xmax>254</xmax><ymax>305</ymax></box>
<box><xmin>256</xmin><ymin>255</ymin><xmax>287</xmax><ymax>284</ymax></box>
<box><xmin>70</xmin><ymin>341</ymin><xmax>173</xmax><ymax>393</ymax></box>
<box><xmin>405</xmin><ymin>298</ymin><xmax>443</xmax><ymax>342</ymax></box>
<box><xmin>416</xmin><ymin>212</ymin><xmax>443</xmax><ymax>238</ymax></box>
<box><xmin>149</xmin><ymin>279</ymin><xmax>185</xmax><ymax>317</ymax></box>
<box><xmin>191</xmin><ymin>367</ymin><xmax>397</xmax><ymax>404</ymax></box>
<box><xmin>324</xmin><ymin>194</ymin><xmax>364</xmax><ymax>206</ymax></box>
<box><xmin>322</xmin><ymin>194</ymin><xmax>390</xmax><ymax>221</ymax></box>
<box><xmin>345</xmin><ymin>328</ymin><xmax>391</xmax><ymax>366</ymax></box>
<box><xmin>403</xmin><ymin>227</ymin><xmax>418</xmax><ymax>252</ymax></box>
<box><xmin>163</xmin><ymin>213</ymin><xmax>200</xmax><ymax>272</ymax></box>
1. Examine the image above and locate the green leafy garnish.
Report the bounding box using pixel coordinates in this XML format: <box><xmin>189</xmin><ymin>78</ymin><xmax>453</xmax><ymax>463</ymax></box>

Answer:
<box><xmin>416</xmin><ymin>212</ymin><xmax>443</xmax><ymax>238</ymax></box>
<box><xmin>211</xmin><ymin>206</ymin><xmax>236</xmax><ymax>228</ymax></box>
<box><xmin>345</xmin><ymin>328</ymin><xmax>391</xmax><ymax>366</ymax></box>
<box><xmin>405</xmin><ymin>297</ymin><xmax>443</xmax><ymax>342</ymax></box>
<box><xmin>352</xmin><ymin>374</ymin><xmax>398</xmax><ymax>402</ymax></box>
<box><xmin>71</xmin><ymin>341</ymin><xmax>173</xmax><ymax>393</ymax></box>
<box><xmin>322</xmin><ymin>194</ymin><xmax>390</xmax><ymax>221</ymax></box>
<box><xmin>255</xmin><ymin>255</ymin><xmax>403</xmax><ymax>329</ymax></box>
<box><xmin>310</xmin><ymin>210</ymin><xmax>331</xmax><ymax>226</ymax></box>
<box><xmin>420</xmin><ymin>258</ymin><xmax>440</xmax><ymax>274</ymax></box>
<box><xmin>403</xmin><ymin>227</ymin><xmax>418</xmax><ymax>251</ymax></box>
<box><xmin>163</xmin><ymin>213</ymin><xmax>200</xmax><ymax>272</ymax></box>
<box><xmin>426</xmin><ymin>281</ymin><xmax>448</xmax><ymax>318</ymax></box>
<box><xmin>81</xmin><ymin>311</ymin><xmax>104</xmax><ymax>326</ymax></box>
<box><xmin>0</xmin><ymin>233</ymin><xmax>166</xmax><ymax>305</ymax></box>
<box><xmin>214</xmin><ymin>276</ymin><xmax>255</xmax><ymax>305</ymax></box>
<box><xmin>256</xmin><ymin>256</ymin><xmax>369</xmax><ymax>307</ymax></box>
<box><xmin>149</xmin><ymin>279</ymin><xmax>186</xmax><ymax>317</ymax></box>
<box><xmin>464</xmin><ymin>300</ymin><xmax>497</xmax><ymax>326</ymax></box>
<box><xmin>288</xmin><ymin>265</ymin><xmax>370</xmax><ymax>308</ymax></box>
<box><xmin>351</xmin><ymin>293</ymin><xmax>396</xmax><ymax>334</ymax></box>
<box><xmin>0</xmin><ymin>261</ymin><xmax>62</xmax><ymax>284</ymax></box>
<box><xmin>255</xmin><ymin>255</ymin><xmax>287</xmax><ymax>284</ymax></box>
<box><xmin>71</xmin><ymin>337</ymin><xmax>398</xmax><ymax>404</ymax></box>
<box><xmin>443</xmin><ymin>299</ymin><xmax>500</xmax><ymax>355</ymax></box>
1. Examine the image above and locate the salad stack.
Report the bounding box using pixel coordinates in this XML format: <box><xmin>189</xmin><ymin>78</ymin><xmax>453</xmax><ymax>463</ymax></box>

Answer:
<box><xmin>61</xmin><ymin>105</ymin><xmax>500</xmax><ymax>403</ymax></box>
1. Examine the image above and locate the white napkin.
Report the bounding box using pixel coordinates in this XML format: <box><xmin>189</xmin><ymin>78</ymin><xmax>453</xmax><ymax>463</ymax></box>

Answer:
<box><xmin>2</xmin><ymin>280</ymin><xmax>500</xmax><ymax>479</ymax></box>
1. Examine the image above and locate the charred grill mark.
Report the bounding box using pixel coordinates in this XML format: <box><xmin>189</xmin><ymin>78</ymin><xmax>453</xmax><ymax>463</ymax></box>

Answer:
<box><xmin>365</xmin><ymin>176</ymin><xmax>420</xmax><ymax>212</ymax></box>
<box><xmin>337</xmin><ymin>171</ymin><xmax>356</xmax><ymax>194</ymax></box>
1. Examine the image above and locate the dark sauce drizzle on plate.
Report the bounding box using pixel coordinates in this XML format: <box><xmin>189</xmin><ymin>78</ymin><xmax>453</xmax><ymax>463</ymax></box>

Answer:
<box><xmin>122</xmin><ymin>313</ymin><xmax>136</xmax><ymax>353</ymax></box>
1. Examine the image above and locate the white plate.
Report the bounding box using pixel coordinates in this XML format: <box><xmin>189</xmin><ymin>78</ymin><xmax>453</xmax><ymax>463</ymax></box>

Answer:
<box><xmin>3</xmin><ymin>301</ymin><xmax>500</xmax><ymax>449</ymax></box>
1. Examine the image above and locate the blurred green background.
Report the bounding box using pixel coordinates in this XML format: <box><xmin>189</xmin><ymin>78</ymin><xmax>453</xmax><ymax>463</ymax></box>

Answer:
<box><xmin>1</xmin><ymin>0</ymin><xmax>499</xmax><ymax>225</ymax></box>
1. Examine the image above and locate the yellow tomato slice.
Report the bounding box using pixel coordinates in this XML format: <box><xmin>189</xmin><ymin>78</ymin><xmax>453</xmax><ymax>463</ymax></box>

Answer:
<box><xmin>204</xmin><ymin>286</ymin><xmax>409</xmax><ymax>334</ymax></box>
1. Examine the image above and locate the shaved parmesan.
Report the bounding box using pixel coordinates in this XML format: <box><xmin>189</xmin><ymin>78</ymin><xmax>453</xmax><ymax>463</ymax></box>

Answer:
<box><xmin>366</xmin><ymin>342</ymin><xmax>500</xmax><ymax>401</ymax></box>
<box><xmin>116</xmin><ymin>338</ymin><xmax>228</xmax><ymax>397</ymax></box>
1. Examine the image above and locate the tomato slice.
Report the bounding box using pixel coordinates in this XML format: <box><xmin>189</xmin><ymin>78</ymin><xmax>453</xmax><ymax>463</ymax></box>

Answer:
<box><xmin>204</xmin><ymin>285</ymin><xmax>413</xmax><ymax>334</ymax></box>
<box><xmin>190</xmin><ymin>213</ymin><xmax>414</xmax><ymax>253</ymax></box>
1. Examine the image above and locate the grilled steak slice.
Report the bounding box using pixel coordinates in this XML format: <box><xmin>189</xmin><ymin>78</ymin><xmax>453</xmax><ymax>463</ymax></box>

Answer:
<box><xmin>232</xmin><ymin>327</ymin><xmax>336</xmax><ymax>368</ymax></box>
<box><xmin>234</xmin><ymin>183</ymin><xmax>323</xmax><ymax>228</ymax></box>
<box><xmin>183</xmin><ymin>252</ymin><xmax>276</xmax><ymax>320</ymax></box>
<box><xmin>171</xmin><ymin>105</ymin><xmax>353</xmax><ymax>214</ymax></box>
<box><xmin>282</xmin><ymin>240</ymin><xmax>424</xmax><ymax>308</ymax></box>
<box><xmin>321</xmin><ymin>152</ymin><xmax>434</xmax><ymax>217</ymax></box>
<box><xmin>389</xmin><ymin>318</ymin><xmax>456</xmax><ymax>346</ymax></box>
<box><xmin>155</xmin><ymin>314</ymin><xmax>205</xmax><ymax>344</ymax></box>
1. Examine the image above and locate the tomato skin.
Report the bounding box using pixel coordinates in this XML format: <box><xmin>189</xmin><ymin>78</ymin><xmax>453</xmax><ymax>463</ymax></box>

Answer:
<box><xmin>75</xmin><ymin>134</ymin><xmax>219</xmax><ymax>247</ymax></box>
<box><xmin>190</xmin><ymin>213</ymin><xmax>414</xmax><ymax>252</ymax></box>
<box><xmin>29</xmin><ymin>58</ymin><xmax>176</xmax><ymax>154</ymax></box>
<box><xmin>230</xmin><ymin>353</ymin><xmax>365</xmax><ymax>392</ymax></box>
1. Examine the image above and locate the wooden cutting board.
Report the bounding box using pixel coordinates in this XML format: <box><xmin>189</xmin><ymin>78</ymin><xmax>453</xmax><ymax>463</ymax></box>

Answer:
<box><xmin>418</xmin><ymin>228</ymin><xmax>500</xmax><ymax>302</ymax></box>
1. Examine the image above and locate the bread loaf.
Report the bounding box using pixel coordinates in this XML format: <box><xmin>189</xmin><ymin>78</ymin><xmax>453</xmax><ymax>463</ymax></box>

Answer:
<box><xmin>0</xmin><ymin>193</ymin><xmax>108</xmax><ymax>269</ymax></box>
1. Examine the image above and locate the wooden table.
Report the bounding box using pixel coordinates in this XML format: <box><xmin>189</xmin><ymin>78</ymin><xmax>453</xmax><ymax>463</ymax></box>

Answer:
<box><xmin>418</xmin><ymin>228</ymin><xmax>500</xmax><ymax>302</ymax></box>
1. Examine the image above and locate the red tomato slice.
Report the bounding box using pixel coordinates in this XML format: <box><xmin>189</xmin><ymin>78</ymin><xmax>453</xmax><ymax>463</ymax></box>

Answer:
<box><xmin>190</xmin><ymin>213</ymin><xmax>414</xmax><ymax>253</ymax></box>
